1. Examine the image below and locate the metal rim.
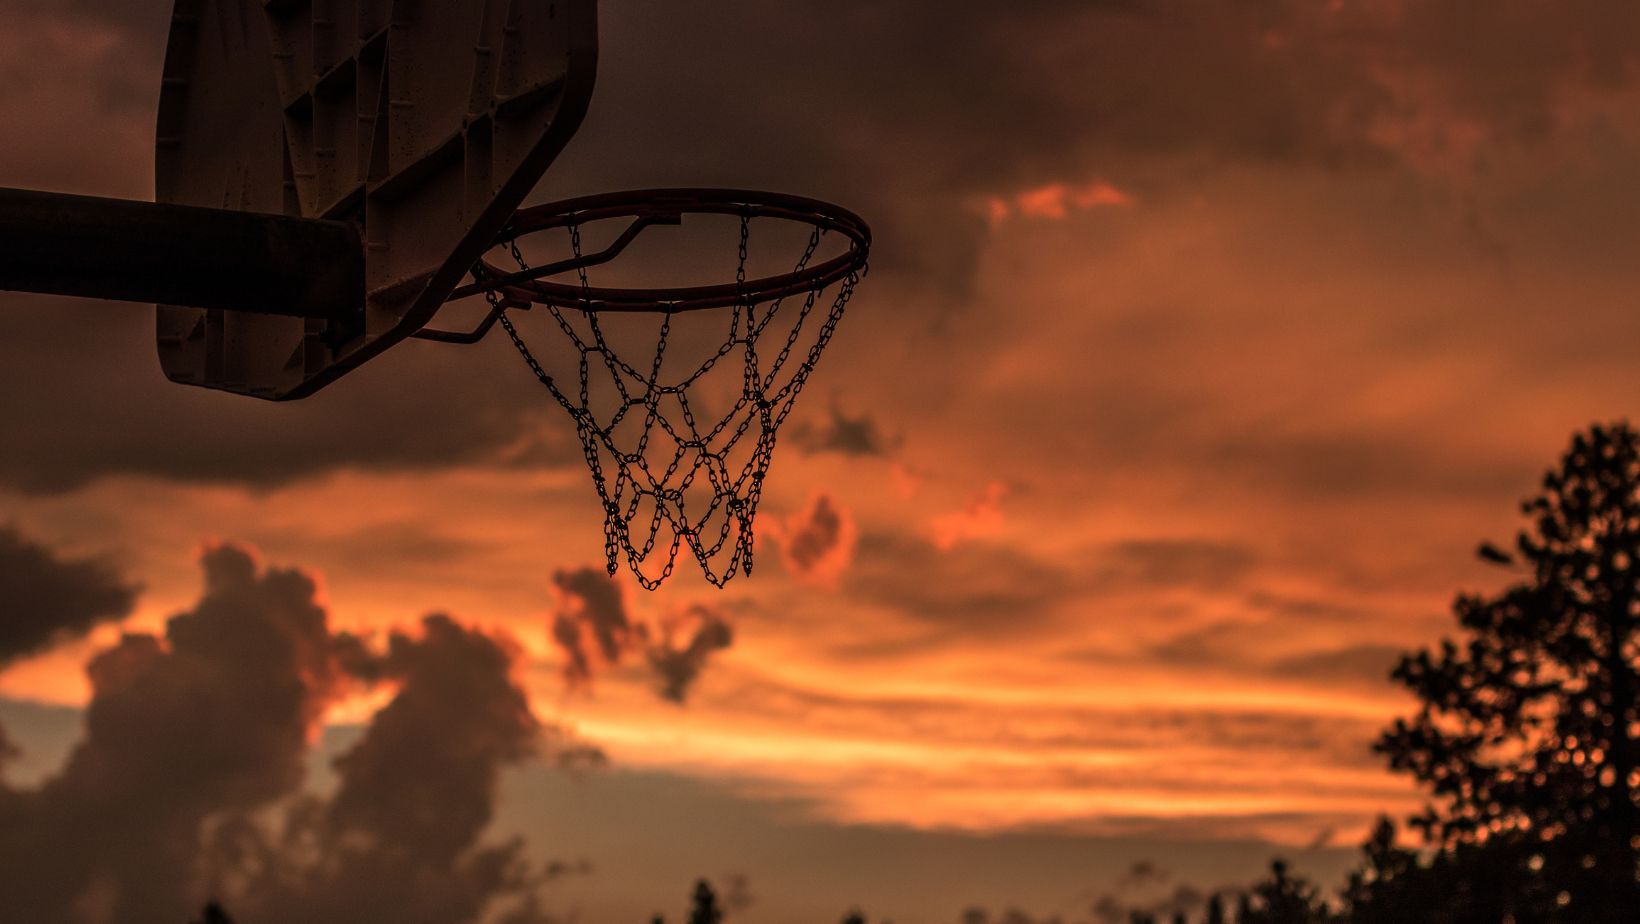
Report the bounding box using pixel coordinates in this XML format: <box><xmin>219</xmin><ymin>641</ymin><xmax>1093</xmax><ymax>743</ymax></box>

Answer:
<box><xmin>465</xmin><ymin>188</ymin><xmax>871</xmax><ymax>313</ymax></box>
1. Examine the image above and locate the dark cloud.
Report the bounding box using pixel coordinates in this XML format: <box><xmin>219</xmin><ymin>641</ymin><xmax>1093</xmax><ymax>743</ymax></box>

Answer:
<box><xmin>782</xmin><ymin>497</ymin><xmax>848</xmax><ymax>571</ymax></box>
<box><xmin>1116</xmin><ymin>859</ymin><xmax>1171</xmax><ymax>890</ymax></box>
<box><xmin>645</xmin><ymin>605</ymin><xmax>735</xmax><ymax>704</ymax></box>
<box><xmin>579</xmin><ymin>1</ymin><xmax>1399</xmax><ymax>187</ymax></box>
<box><xmin>842</xmin><ymin>534</ymin><xmax>1252</xmax><ymax>647</ymax></box>
<box><xmin>788</xmin><ymin>407</ymin><xmax>899</xmax><ymax>458</ymax></box>
<box><xmin>5</xmin><ymin>0</ymin><xmax>1637</xmax><ymax>493</ymax></box>
<box><xmin>0</xmin><ymin>524</ymin><xmax>137</xmax><ymax>666</ymax></box>
<box><xmin>550</xmin><ymin>568</ymin><xmax>735</xmax><ymax>702</ymax></box>
<box><xmin>0</xmin><ymin>543</ymin><xmax>577</xmax><ymax>924</ymax></box>
<box><xmin>0</xmin><ymin>544</ymin><xmax>347</xmax><ymax>923</ymax></box>
<box><xmin>0</xmin><ymin>294</ymin><xmax>575</xmax><ymax>493</ymax></box>
<box><xmin>556</xmin><ymin>0</ymin><xmax>1386</xmax><ymax>308</ymax></box>
<box><xmin>2</xmin><ymin>0</ymin><xmax>171</xmax><ymax>37</ymax></box>
<box><xmin>0</xmin><ymin>0</ymin><xmax>170</xmax><ymax>135</ymax></box>
<box><xmin>1383</xmin><ymin>0</ymin><xmax>1640</xmax><ymax>147</ymax></box>
<box><xmin>217</xmin><ymin>614</ymin><xmax>554</xmax><ymax>924</ymax></box>
<box><xmin>550</xmin><ymin>567</ymin><xmax>635</xmax><ymax>687</ymax></box>
<box><xmin>774</xmin><ymin>494</ymin><xmax>858</xmax><ymax>584</ymax></box>
<box><xmin>1141</xmin><ymin>628</ymin><xmax>1405</xmax><ymax>699</ymax></box>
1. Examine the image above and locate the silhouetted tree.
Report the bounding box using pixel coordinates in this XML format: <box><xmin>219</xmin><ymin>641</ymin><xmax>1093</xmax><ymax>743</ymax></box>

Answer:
<box><xmin>841</xmin><ymin>909</ymin><xmax>867</xmax><ymax>924</ymax></box>
<box><xmin>189</xmin><ymin>903</ymin><xmax>233</xmax><ymax>924</ymax></box>
<box><xmin>1337</xmin><ymin>818</ymin><xmax>1426</xmax><ymax>922</ymax></box>
<box><xmin>1171</xmin><ymin>912</ymin><xmax>1188</xmax><ymax>924</ymax></box>
<box><xmin>1340</xmin><ymin>816</ymin><xmax>1547</xmax><ymax>923</ymax></box>
<box><xmin>1234</xmin><ymin>893</ymin><xmax>1253</xmax><ymax>924</ymax></box>
<box><xmin>1200</xmin><ymin>892</ymin><xmax>1226</xmax><ymax>924</ymax></box>
<box><xmin>1236</xmin><ymin>860</ymin><xmax>1328</xmax><ymax>923</ymax></box>
<box><xmin>1374</xmin><ymin>422</ymin><xmax>1640</xmax><ymax>922</ymax></box>
<box><xmin>688</xmin><ymin>879</ymin><xmax>725</xmax><ymax>924</ymax></box>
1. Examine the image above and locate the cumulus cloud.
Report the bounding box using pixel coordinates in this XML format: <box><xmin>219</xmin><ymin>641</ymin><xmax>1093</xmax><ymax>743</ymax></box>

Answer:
<box><xmin>215</xmin><ymin>614</ymin><xmax>552</xmax><ymax>924</ymax></box>
<box><xmin>928</xmin><ymin>482</ymin><xmax>1008</xmax><ymax>551</ymax></box>
<box><xmin>771</xmin><ymin>494</ymin><xmax>858</xmax><ymax>585</ymax></box>
<box><xmin>646</xmin><ymin>606</ymin><xmax>735</xmax><ymax>705</ymax></box>
<box><xmin>550</xmin><ymin>568</ymin><xmax>735</xmax><ymax>702</ymax></box>
<box><xmin>0</xmin><ymin>543</ymin><xmax>574</xmax><ymax>924</ymax></box>
<box><xmin>0</xmin><ymin>524</ymin><xmax>137</xmax><ymax>666</ymax></box>
<box><xmin>0</xmin><ymin>544</ymin><xmax>349</xmax><ymax>923</ymax></box>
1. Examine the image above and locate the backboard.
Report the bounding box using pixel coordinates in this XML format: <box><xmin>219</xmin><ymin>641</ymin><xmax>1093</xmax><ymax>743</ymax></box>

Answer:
<box><xmin>0</xmin><ymin>0</ymin><xmax>873</xmax><ymax>589</ymax></box>
<box><xmin>153</xmin><ymin>0</ymin><xmax>597</xmax><ymax>400</ymax></box>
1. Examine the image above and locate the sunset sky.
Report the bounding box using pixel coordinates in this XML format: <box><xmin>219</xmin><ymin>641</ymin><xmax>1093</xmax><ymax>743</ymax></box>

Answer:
<box><xmin>4</xmin><ymin>2</ymin><xmax>1640</xmax><ymax>923</ymax></box>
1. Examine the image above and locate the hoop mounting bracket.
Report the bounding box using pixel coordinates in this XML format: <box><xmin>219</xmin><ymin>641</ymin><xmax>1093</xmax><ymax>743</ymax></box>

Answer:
<box><xmin>0</xmin><ymin>187</ymin><xmax>363</xmax><ymax>321</ymax></box>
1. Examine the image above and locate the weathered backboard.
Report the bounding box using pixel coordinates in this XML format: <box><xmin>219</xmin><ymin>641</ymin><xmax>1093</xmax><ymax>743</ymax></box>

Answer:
<box><xmin>154</xmin><ymin>0</ymin><xmax>597</xmax><ymax>399</ymax></box>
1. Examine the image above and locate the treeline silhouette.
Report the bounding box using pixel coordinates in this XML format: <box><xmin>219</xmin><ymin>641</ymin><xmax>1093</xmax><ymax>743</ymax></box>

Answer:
<box><xmin>192</xmin><ymin>422</ymin><xmax>1640</xmax><ymax>922</ymax></box>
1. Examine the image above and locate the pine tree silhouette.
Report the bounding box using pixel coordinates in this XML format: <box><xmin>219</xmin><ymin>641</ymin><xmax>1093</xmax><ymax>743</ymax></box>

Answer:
<box><xmin>688</xmin><ymin>879</ymin><xmax>724</xmax><ymax>924</ymax></box>
<box><xmin>1374</xmin><ymin>422</ymin><xmax>1640</xmax><ymax>922</ymax></box>
<box><xmin>1339</xmin><ymin>815</ymin><xmax>1538</xmax><ymax>922</ymax></box>
<box><xmin>1236</xmin><ymin>860</ymin><xmax>1328</xmax><ymax>923</ymax></box>
<box><xmin>189</xmin><ymin>904</ymin><xmax>233</xmax><ymax>924</ymax></box>
<box><xmin>1204</xmin><ymin>892</ymin><xmax>1227</xmax><ymax>924</ymax></box>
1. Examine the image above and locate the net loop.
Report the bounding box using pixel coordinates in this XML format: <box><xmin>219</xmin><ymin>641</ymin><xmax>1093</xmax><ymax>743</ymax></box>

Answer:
<box><xmin>467</xmin><ymin>189</ymin><xmax>869</xmax><ymax>590</ymax></box>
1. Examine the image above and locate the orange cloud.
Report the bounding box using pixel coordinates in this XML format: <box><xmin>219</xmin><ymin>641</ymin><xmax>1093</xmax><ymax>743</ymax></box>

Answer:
<box><xmin>769</xmin><ymin>493</ymin><xmax>858</xmax><ymax>586</ymax></box>
<box><xmin>991</xmin><ymin>180</ymin><xmax>1135</xmax><ymax>223</ymax></box>
<box><xmin>928</xmin><ymin>482</ymin><xmax>1008</xmax><ymax>551</ymax></box>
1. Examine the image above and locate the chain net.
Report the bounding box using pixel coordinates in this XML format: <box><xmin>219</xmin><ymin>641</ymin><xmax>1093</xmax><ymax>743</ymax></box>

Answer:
<box><xmin>485</xmin><ymin>215</ymin><xmax>862</xmax><ymax>590</ymax></box>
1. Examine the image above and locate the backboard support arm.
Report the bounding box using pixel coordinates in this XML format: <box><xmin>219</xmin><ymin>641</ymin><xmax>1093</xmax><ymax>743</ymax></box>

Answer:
<box><xmin>0</xmin><ymin>187</ymin><xmax>361</xmax><ymax>320</ymax></box>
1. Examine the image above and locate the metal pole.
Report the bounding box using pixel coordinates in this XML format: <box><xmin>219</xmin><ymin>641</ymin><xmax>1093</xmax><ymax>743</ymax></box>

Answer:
<box><xmin>0</xmin><ymin>187</ymin><xmax>362</xmax><ymax>320</ymax></box>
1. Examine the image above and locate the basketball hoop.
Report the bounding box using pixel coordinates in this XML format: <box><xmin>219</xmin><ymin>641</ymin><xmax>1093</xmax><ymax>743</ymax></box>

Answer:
<box><xmin>0</xmin><ymin>3</ymin><xmax>876</xmax><ymax>592</ymax></box>
<box><xmin>418</xmin><ymin>189</ymin><xmax>871</xmax><ymax>590</ymax></box>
